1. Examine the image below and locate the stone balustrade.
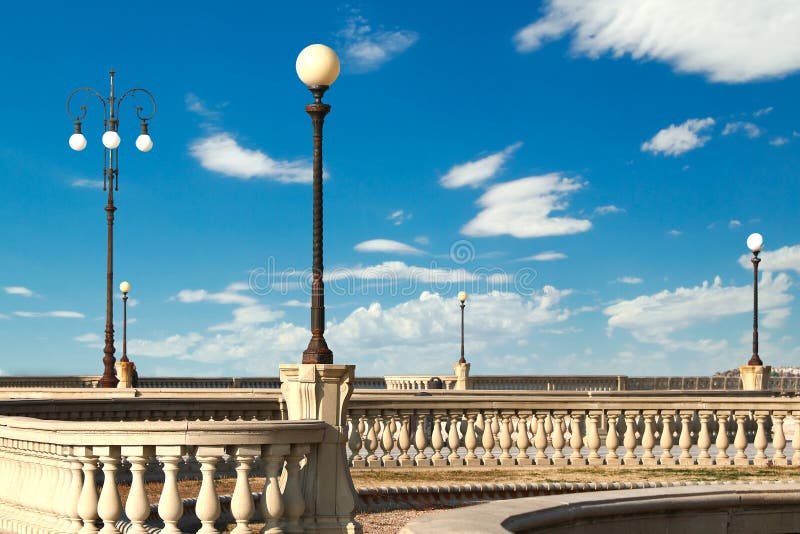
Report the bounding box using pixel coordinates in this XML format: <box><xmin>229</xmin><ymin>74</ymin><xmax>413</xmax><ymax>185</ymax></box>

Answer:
<box><xmin>344</xmin><ymin>391</ymin><xmax>800</xmax><ymax>468</ymax></box>
<box><xmin>384</xmin><ymin>375</ymin><xmax>457</xmax><ymax>390</ymax></box>
<box><xmin>0</xmin><ymin>415</ymin><xmax>333</xmax><ymax>533</ymax></box>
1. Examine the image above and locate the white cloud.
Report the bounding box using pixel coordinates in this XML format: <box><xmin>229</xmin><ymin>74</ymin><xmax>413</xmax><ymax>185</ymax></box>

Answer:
<box><xmin>185</xmin><ymin>93</ymin><xmax>221</xmax><ymax>120</ymax></box>
<box><xmin>616</xmin><ymin>276</ymin><xmax>643</xmax><ymax>285</ymax></box>
<box><xmin>74</xmin><ymin>333</ymin><xmax>102</xmax><ymax>343</ymax></box>
<box><xmin>14</xmin><ymin>310</ymin><xmax>84</xmax><ymax>319</ymax></box>
<box><xmin>722</xmin><ymin>121</ymin><xmax>763</xmax><ymax>138</ymax></box>
<box><xmin>770</xmin><ymin>136</ymin><xmax>790</xmax><ymax>146</ymax></box>
<box><xmin>514</xmin><ymin>1</ymin><xmax>800</xmax><ymax>83</ymax></box>
<box><xmin>668</xmin><ymin>229</ymin><xmax>683</xmax><ymax>236</ymax></box>
<box><xmin>4</xmin><ymin>286</ymin><xmax>34</xmax><ymax>297</ymax></box>
<box><xmin>794</xmin><ymin>131</ymin><xmax>800</xmax><ymax>137</ymax></box>
<box><xmin>337</xmin><ymin>15</ymin><xmax>418</xmax><ymax>72</ymax></box>
<box><xmin>641</xmin><ymin>118</ymin><xmax>715</xmax><ymax>156</ymax></box>
<box><xmin>282</xmin><ymin>299</ymin><xmax>308</xmax><ymax>308</ymax></box>
<box><xmin>327</xmin><ymin>261</ymin><xmax>513</xmax><ymax>286</ymax></box>
<box><xmin>209</xmin><ymin>305</ymin><xmax>285</xmax><ymax>332</ymax></box>
<box><xmin>753</xmin><ymin>106</ymin><xmax>774</xmax><ymax>117</ymax></box>
<box><xmin>604</xmin><ymin>273</ymin><xmax>793</xmax><ymax>351</ymax></box>
<box><xmin>738</xmin><ymin>244</ymin><xmax>800</xmax><ymax>273</ymax></box>
<box><xmin>128</xmin><ymin>333</ymin><xmax>205</xmax><ymax>359</ymax></box>
<box><xmin>386</xmin><ymin>210</ymin><xmax>411</xmax><ymax>226</ymax></box>
<box><xmin>594</xmin><ymin>205</ymin><xmax>625</xmax><ymax>216</ymax></box>
<box><xmin>439</xmin><ymin>142</ymin><xmax>522</xmax><ymax>189</ymax></box>
<box><xmin>414</xmin><ymin>236</ymin><xmax>431</xmax><ymax>246</ymax></box>
<box><xmin>174</xmin><ymin>283</ymin><xmax>256</xmax><ymax>306</ymax></box>
<box><xmin>189</xmin><ymin>133</ymin><xmax>311</xmax><ymax>184</ymax></box>
<box><xmin>354</xmin><ymin>239</ymin><xmax>424</xmax><ymax>256</ymax></box>
<box><xmin>70</xmin><ymin>178</ymin><xmax>104</xmax><ymax>190</ymax></box>
<box><xmin>520</xmin><ymin>251</ymin><xmax>567</xmax><ymax>262</ymax></box>
<box><xmin>461</xmin><ymin>174</ymin><xmax>592</xmax><ymax>238</ymax></box>
<box><xmin>729</xmin><ymin>219</ymin><xmax>742</xmax><ymax>229</ymax></box>
<box><xmin>0</xmin><ymin>314</ymin><xmax>8</xmax><ymax>320</ymax></box>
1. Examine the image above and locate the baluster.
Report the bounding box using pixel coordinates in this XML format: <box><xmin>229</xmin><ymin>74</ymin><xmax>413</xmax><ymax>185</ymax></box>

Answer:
<box><xmin>517</xmin><ymin>413</ymin><xmax>533</xmax><ymax>465</ymax></box>
<box><xmin>464</xmin><ymin>413</ymin><xmax>480</xmax><ymax>466</ymax></box>
<box><xmin>76</xmin><ymin>451</ymin><xmax>99</xmax><ymax>534</ymax></box>
<box><xmin>497</xmin><ymin>413</ymin><xmax>513</xmax><ymax>466</ymax></box>
<box><xmin>67</xmin><ymin>455</ymin><xmax>84</xmax><ymax>533</ymax></box>
<box><xmin>260</xmin><ymin>444</ymin><xmax>289</xmax><ymax>533</ymax></box>
<box><xmin>381</xmin><ymin>413</ymin><xmax>397</xmax><ymax>467</ymax></box>
<box><xmin>282</xmin><ymin>444</ymin><xmax>309</xmax><ymax>533</ymax></box>
<box><xmin>365</xmin><ymin>413</ymin><xmax>380</xmax><ymax>467</ymax></box>
<box><xmin>622</xmin><ymin>411</ymin><xmax>639</xmax><ymax>465</ymax></box>
<box><xmin>734</xmin><ymin>412</ymin><xmax>750</xmax><ymax>466</ymax></box>
<box><xmin>448</xmin><ymin>413</ymin><xmax>463</xmax><ymax>466</ymax></box>
<box><xmin>97</xmin><ymin>447</ymin><xmax>122</xmax><ymax>534</ymax></box>
<box><xmin>753</xmin><ymin>411</ymin><xmax>769</xmax><ymax>466</ymax></box>
<box><xmin>196</xmin><ymin>448</ymin><xmax>223</xmax><ymax>534</ymax></box>
<box><xmin>605</xmin><ymin>412</ymin><xmax>620</xmax><ymax>466</ymax></box>
<box><xmin>678</xmin><ymin>411</ymin><xmax>694</xmax><ymax>466</ymax></box>
<box><xmin>398</xmin><ymin>413</ymin><xmax>413</xmax><ymax>467</ymax></box>
<box><xmin>229</xmin><ymin>447</ymin><xmax>258</xmax><ymax>534</ymax></box>
<box><xmin>586</xmin><ymin>412</ymin><xmax>602</xmax><ymax>466</ymax></box>
<box><xmin>533</xmin><ymin>413</ymin><xmax>549</xmax><ymax>466</ymax></box>
<box><xmin>640</xmin><ymin>411</ymin><xmax>656</xmax><ymax>466</ymax></box>
<box><xmin>348</xmin><ymin>415</ymin><xmax>365</xmax><ymax>468</ymax></box>
<box><xmin>551</xmin><ymin>412</ymin><xmax>567</xmax><ymax>466</ymax></box>
<box><xmin>156</xmin><ymin>449</ymin><xmax>184</xmax><ymax>534</ymax></box>
<box><xmin>568</xmin><ymin>413</ymin><xmax>586</xmax><ymax>466</ymax></box>
<box><xmin>772</xmin><ymin>412</ymin><xmax>787</xmax><ymax>466</ymax></box>
<box><xmin>415</xmin><ymin>412</ymin><xmax>431</xmax><ymax>466</ymax></box>
<box><xmin>659</xmin><ymin>412</ymin><xmax>675</xmax><ymax>465</ymax></box>
<box><xmin>492</xmin><ymin>413</ymin><xmax>501</xmax><ymax>446</ymax></box>
<box><xmin>429</xmin><ymin>413</ymin><xmax>446</xmax><ymax>467</ymax></box>
<box><xmin>694</xmin><ymin>411</ymin><xmax>712</xmax><ymax>466</ymax></box>
<box><xmin>481</xmin><ymin>412</ymin><xmax>498</xmax><ymax>466</ymax></box>
<box><xmin>714</xmin><ymin>411</ymin><xmax>731</xmax><ymax>466</ymax></box>
<box><xmin>793</xmin><ymin>411</ymin><xmax>800</xmax><ymax>466</ymax></box>
<box><xmin>50</xmin><ymin>450</ymin><xmax>71</xmax><ymax>532</ymax></box>
<box><xmin>122</xmin><ymin>447</ymin><xmax>154</xmax><ymax>534</ymax></box>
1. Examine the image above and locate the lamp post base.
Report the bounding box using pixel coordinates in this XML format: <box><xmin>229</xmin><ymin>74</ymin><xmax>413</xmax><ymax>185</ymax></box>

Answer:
<box><xmin>453</xmin><ymin>361</ymin><xmax>471</xmax><ymax>390</ymax></box>
<box><xmin>740</xmin><ymin>364</ymin><xmax>771</xmax><ymax>391</ymax></box>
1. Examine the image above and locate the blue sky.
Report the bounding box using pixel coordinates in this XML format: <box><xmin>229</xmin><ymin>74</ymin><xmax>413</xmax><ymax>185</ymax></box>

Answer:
<box><xmin>1</xmin><ymin>1</ymin><xmax>798</xmax><ymax>377</ymax></box>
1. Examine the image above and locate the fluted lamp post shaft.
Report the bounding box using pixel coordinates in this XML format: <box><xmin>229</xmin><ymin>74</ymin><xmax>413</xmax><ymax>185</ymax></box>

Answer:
<box><xmin>458</xmin><ymin>291</ymin><xmax>468</xmax><ymax>364</ymax></box>
<box><xmin>746</xmin><ymin>232</ymin><xmax>764</xmax><ymax>366</ymax></box>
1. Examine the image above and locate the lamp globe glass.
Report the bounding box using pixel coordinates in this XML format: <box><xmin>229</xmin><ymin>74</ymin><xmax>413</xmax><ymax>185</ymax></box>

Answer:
<box><xmin>296</xmin><ymin>44</ymin><xmax>340</xmax><ymax>86</ymax></box>
<box><xmin>458</xmin><ymin>291</ymin><xmax>468</xmax><ymax>303</ymax></box>
<box><xmin>747</xmin><ymin>233</ymin><xmax>764</xmax><ymax>253</ymax></box>
<box><xmin>69</xmin><ymin>133</ymin><xmax>87</xmax><ymax>151</ymax></box>
<box><xmin>119</xmin><ymin>281</ymin><xmax>131</xmax><ymax>294</ymax></box>
<box><xmin>102</xmin><ymin>130</ymin><xmax>121</xmax><ymax>149</ymax></box>
<box><xmin>136</xmin><ymin>134</ymin><xmax>153</xmax><ymax>152</ymax></box>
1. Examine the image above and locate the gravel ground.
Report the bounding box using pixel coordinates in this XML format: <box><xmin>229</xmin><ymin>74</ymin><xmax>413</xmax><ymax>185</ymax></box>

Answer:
<box><xmin>355</xmin><ymin>509</ymin><xmax>440</xmax><ymax>533</ymax></box>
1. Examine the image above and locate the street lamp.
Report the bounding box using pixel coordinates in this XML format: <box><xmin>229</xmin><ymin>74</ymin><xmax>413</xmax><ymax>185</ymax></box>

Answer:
<box><xmin>119</xmin><ymin>281</ymin><xmax>131</xmax><ymax>363</ymax></box>
<box><xmin>747</xmin><ymin>233</ymin><xmax>764</xmax><ymax>366</ymax></box>
<box><xmin>458</xmin><ymin>291</ymin><xmax>468</xmax><ymax>364</ymax></box>
<box><xmin>296</xmin><ymin>44</ymin><xmax>340</xmax><ymax>364</ymax></box>
<box><xmin>67</xmin><ymin>70</ymin><xmax>156</xmax><ymax>387</ymax></box>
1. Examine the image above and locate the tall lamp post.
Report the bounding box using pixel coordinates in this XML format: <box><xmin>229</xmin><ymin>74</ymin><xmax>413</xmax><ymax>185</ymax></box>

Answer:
<box><xmin>746</xmin><ymin>233</ymin><xmax>764</xmax><ymax>366</ymax></box>
<box><xmin>296</xmin><ymin>44</ymin><xmax>340</xmax><ymax>365</ymax></box>
<box><xmin>458</xmin><ymin>291</ymin><xmax>468</xmax><ymax>364</ymax></box>
<box><xmin>67</xmin><ymin>70</ymin><xmax>156</xmax><ymax>387</ymax></box>
<box><xmin>119</xmin><ymin>281</ymin><xmax>131</xmax><ymax>364</ymax></box>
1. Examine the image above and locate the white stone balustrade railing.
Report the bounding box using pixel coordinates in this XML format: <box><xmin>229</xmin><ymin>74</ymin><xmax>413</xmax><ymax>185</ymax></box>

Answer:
<box><xmin>384</xmin><ymin>376</ymin><xmax>457</xmax><ymax>390</ymax></box>
<box><xmin>0</xmin><ymin>415</ymin><xmax>333</xmax><ymax>533</ymax></box>
<box><xmin>344</xmin><ymin>391</ymin><xmax>800</xmax><ymax>468</ymax></box>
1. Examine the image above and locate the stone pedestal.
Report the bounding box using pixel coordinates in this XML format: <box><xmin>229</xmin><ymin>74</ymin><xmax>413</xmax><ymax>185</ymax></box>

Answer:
<box><xmin>115</xmin><ymin>361</ymin><xmax>135</xmax><ymax>388</ymax></box>
<box><xmin>740</xmin><ymin>365</ymin><xmax>771</xmax><ymax>391</ymax></box>
<box><xmin>453</xmin><ymin>362</ymin><xmax>471</xmax><ymax>390</ymax></box>
<box><xmin>279</xmin><ymin>364</ymin><xmax>362</xmax><ymax>534</ymax></box>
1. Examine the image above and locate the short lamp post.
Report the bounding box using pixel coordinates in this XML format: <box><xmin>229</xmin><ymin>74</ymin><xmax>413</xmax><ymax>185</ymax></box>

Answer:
<box><xmin>458</xmin><ymin>291</ymin><xmax>468</xmax><ymax>364</ymax></box>
<box><xmin>67</xmin><ymin>70</ymin><xmax>155</xmax><ymax>387</ymax></box>
<box><xmin>120</xmin><ymin>281</ymin><xmax>131</xmax><ymax>363</ymax></box>
<box><xmin>296</xmin><ymin>44</ymin><xmax>340</xmax><ymax>365</ymax></box>
<box><xmin>747</xmin><ymin>233</ymin><xmax>763</xmax><ymax>366</ymax></box>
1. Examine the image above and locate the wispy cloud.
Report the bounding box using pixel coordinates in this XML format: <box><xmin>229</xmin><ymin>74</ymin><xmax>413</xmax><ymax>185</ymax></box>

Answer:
<box><xmin>414</xmin><ymin>236</ymin><xmax>430</xmax><ymax>246</ymax></box>
<box><xmin>4</xmin><ymin>286</ymin><xmax>34</xmax><ymax>297</ymax></box>
<box><xmin>520</xmin><ymin>251</ymin><xmax>567</xmax><ymax>262</ymax></box>
<box><xmin>70</xmin><ymin>178</ymin><xmax>104</xmax><ymax>190</ymax></box>
<box><xmin>174</xmin><ymin>283</ymin><xmax>256</xmax><ymax>306</ymax></box>
<box><xmin>616</xmin><ymin>276</ymin><xmax>643</xmax><ymax>285</ymax></box>
<box><xmin>440</xmin><ymin>142</ymin><xmax>522</xmax><ymax>189</ymax></box>
<box><xmin>722</xmin><ymin>121</ymin><xmax>762</xmax><ymax>138</ymax></box>
<box><xmin>668</xmin><ymin>229</ymin><xmax>683</xmax><ymax>236</ymax></box>
<box><xmin>642</xmin><ymin>118</ymin><xmax>715</xmax><ymax>156</ymax></box>
<box><xmin>354</xmin><ymin>239</ymin><xmax>424</xmax><ymax>256</ymax></box>
<box><xmin>514</xmin><ymin>2</ymin><xmax>800</xmax><ymax>83</ymax></box>
<box><xmin>738</xmin><ymin>244</ymin><xmax>800</xmax><ymax>273</ymax></box>
<box><xmin>337</xmin><ymin>14</ymin><xmax>418</xmax><ymax>72</ymax></box>
<box><xmin>14</xmin><ymin>310</ymin><xmax>84</xmax><ymax>319</ymax></box>
<box><xmin>189</xmin><ymin>133</ymin><xmax>311</xmax><ymax>183</ymax></box>
<box><xmin>594</xmin><ymin>205</ymin><xmax>625</xmax><ymax>216</ymax></box>
<box><xmin>461</xmin><ymin>174</ymin><xmax>591</xmax><ymax>238</ymax></box>
<box><xmin>728</xmin><ymin>219</ymin><xmax>742</xmax><ymax>229</ymax></box>
<box><xmin>770</xmin><ymin>136</ymin><xmax>790</xmax><ymax>146</ymax></box>
<box><xmin>753</xmin><ymin>106</ymin><xmax>774</xmax><ymax>117</ymax></box>
<box><xmin>74</xmin><ymin>333</ymin><xmax>102</xmax><ymax>343</ymax></box>
<box><xmin>387</xmin><ymin>210</ymin><xmax>411</xmax><ymax>226</ymax></box>
<box><xmin>185</xmin><ymin>93</ymin><xmax>222</xmax><ymax>121</ymax></box>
